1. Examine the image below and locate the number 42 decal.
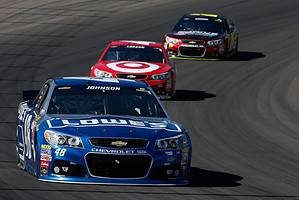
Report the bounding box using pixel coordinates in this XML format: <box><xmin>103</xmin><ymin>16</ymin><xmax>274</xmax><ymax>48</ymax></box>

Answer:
<box><xmin>55</xmin><ymin>148</ymin><xmax>66</xmax><ymax>156</ymax></box>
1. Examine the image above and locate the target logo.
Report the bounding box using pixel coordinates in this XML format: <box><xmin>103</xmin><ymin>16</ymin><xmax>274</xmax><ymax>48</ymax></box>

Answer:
<box><xmin>106</xmin><ymin>61</ymin><xmax>160</xmax><ymax>73</ymax></box>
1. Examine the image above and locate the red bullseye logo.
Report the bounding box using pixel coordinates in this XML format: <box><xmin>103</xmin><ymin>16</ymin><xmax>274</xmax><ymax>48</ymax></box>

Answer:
<box><xmin>106</xmin><ymin>61</ymin><xmax>160</xmax><ymax>73</ymax></box>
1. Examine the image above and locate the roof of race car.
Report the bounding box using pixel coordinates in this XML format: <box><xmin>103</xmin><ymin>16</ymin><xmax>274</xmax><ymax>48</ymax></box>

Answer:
<box><xmin>109</xmin><ymin>40</ymin><xmax>163</xmax><ymax>48</ymax></box>
<box><xmin>53</xmin><ymin>77</ymin><xmax>148</xmax><ymax>88</ymax></box>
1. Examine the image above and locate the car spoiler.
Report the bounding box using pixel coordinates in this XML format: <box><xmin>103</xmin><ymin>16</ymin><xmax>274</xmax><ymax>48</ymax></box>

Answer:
<box><xmin>22</xmin><ymin>90</ymin><xmax>39</xmax><ymax>101</ymax></box>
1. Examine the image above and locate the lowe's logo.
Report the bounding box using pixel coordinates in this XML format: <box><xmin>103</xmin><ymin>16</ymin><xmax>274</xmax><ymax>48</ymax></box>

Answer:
<box><xmin>46</xmin><ymin>118</ymin><xmax>182</xmax><ymax>132</ymax></box>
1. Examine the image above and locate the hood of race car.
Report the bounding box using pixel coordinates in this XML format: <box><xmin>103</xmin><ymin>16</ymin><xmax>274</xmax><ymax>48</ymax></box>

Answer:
<box><xmin>41</xmin><ymin>115</ymin><xmax>183</xmax><ymax>140</ymax></box>
<box><xmin>167</xmin><ymin>31</ymin><xmax>223</xmax><ymax>40</ymax></box>
<box><xmin>93</xmin><ymin>60</ymin><xmax>171</xmax><ymax>75</ymax></box>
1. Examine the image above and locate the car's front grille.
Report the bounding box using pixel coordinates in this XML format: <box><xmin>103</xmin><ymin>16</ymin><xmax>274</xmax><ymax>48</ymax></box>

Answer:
<box><xmin>86</xmin><ymin>154</ymin><xmax>152</xmax><ymax>178</ymax></box>
<box><xmin>116</xmin><ymin>74</ymin><xmax>147</xmax><ymax>80</ymax></box>
<box><xmin>179</xmin><ymin>46</ymin><xmax>206</xmax><ymax>57</ymax></box>
<box><xmin>182</xmin><ymin>40</ymin><xmax>205</xmax><ymax>45</ymax></box>
<box><xmin>90</xmin><ymin>138</ymin><xmax>148</xmax><ymax>148</ymax></box>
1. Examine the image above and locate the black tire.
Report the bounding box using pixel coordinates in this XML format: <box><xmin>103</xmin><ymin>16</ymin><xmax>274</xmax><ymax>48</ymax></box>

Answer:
<box><xmin>232</xmin><ymin>39</ymin><xmax>239</xmax><ymax>58</ymax></box>
<box><xmin>16</xmin><ymin>143</ymin><xmax>26</xmax><ymax>170</ymax></box>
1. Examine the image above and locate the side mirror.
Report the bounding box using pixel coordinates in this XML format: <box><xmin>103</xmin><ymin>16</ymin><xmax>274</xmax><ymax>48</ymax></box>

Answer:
<box><xmin>22</xmin><ymin>90</ymin><xmax>39</xmax><ymax>101</ymax></box>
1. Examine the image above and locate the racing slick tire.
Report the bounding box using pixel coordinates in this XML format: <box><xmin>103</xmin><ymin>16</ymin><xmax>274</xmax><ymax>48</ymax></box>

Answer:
<box><xmin>232</xmin><ymin>40</ymin><xmax>239</xmax><ymax>58</ymax></box>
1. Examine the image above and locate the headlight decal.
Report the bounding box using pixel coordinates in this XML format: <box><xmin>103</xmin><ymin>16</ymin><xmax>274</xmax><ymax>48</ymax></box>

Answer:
<box><xmin>207</xmin><ymin>39</ymin><xmax>223</xmax><ymax>46</ymax></box>
<box><xmin>44</xmin><ymin>130</ymin><xmax>83</xmax><ymax>148</ymax></box>
<box><xmin>165</xmin><ymin>36</ymin><xmax>180</xmax><ymax>44</ymax></box>
<box><xmin>94</xmin><ymin>69</ymin><xmax>113</xmax><ymax>78</ymax></box>
<box><xmin>151</xmin><ymin>72</ymin><xmax>171</xmax><ymax>80</ymax></box>
<box><xmin>155</xmin><ymin>135</ymin><xmax>183</xmax><ymax>150</ymax></box>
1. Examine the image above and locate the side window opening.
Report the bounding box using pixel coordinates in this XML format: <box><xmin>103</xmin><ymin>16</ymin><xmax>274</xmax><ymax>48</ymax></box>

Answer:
<box><xmin>34</xmin><ymin>84</ymin><xmax>49</xmax><ymax>111</ymax></box>
<box><xmin>224</xmin><ymin>18</ymin><xmax>230</xmax><ymax>32</ymax></box>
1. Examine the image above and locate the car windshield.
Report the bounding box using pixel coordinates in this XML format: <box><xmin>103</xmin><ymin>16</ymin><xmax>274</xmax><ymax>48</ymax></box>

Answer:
<box><xmin>47</xmin><ymin>85</ymin><xmax>167</xmax><ymax>118</ymax></box>
<box><xmin>102</xmin><ymin>45</ymin><xmax>165</xmax><ymax>63</ymax></box>
<box><xmin>173</xmin><ymin>17</ymin><xmax>225</xmax><ymax>34</ymax></box>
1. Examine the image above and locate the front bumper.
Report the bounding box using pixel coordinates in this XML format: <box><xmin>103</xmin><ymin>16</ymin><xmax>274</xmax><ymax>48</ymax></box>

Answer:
<box><xmin>166</xmin><ymin>43</ymin><xmax>225</xmax><ymax>59</ymax></box>
<box><xmin>39</xmin><ymin>176</ymin><xmax>189</xmax><ymax>185</ymax></box>
<box><xmin>37</xmin><ymin>144</ymin><xmax>190</xmax><ymax>185</ymax></box>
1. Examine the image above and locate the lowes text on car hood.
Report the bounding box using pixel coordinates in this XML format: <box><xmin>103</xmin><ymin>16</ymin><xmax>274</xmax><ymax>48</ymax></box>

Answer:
<box><xmin>46</xmin><ymin>117</ymin><xmax>182</xmax><ymax>132</ymax></box>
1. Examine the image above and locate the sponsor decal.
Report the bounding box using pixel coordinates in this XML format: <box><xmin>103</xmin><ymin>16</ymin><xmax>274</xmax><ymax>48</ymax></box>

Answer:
<box><xmin>195</xmin><ymin>17</ymin><xmax>209</xmax><ymax>21</ymax></box>
<box><xmin>176</xmin><ymin>31</ymin><xmax>218</xmax><ymax>37</ymax></box>
<box><xmin>54</xmin><ymin>166</ymin><xmax>60</xmax><ymax>174</ymax></box>
<box><xmin>58</xmin><ymin>86</ymin><xmax>71</xmax><ymax>90</ymax></box>
<box><xmin>40</xmin><ymin>161</ymin><xmax>49</xmax><ymax>167</ymax></box>
<box><xmin>40</xmin><ymin>149</ymin><xmax>51</xmax><ymax>156</ymax></box>
<box><xmin>136</xmin><ymin>88</ymin><xmax>149</xmax><ymax>93</ymax></box>
<box><xmin>86</xmin><ymin>86</ymin><xmax>121</xmax><ymax>91</ymax></box>
<box><xmin>33</xmin><ymin>115</ymin><xmax>42</xmax><ymax>127</ymax></box>
<box><xmin>40</xmin><ymin>155</ymin><xmax>52</xmax><ymax>161</ymax></box>
<box><xmin>91</xmin><ymin>148</ymin><xmax>146</xmax><ymax>154</ymax></box>
<box><xmin>40</xmin><ymin>167</ymin><xmax>48</xmax><ymax>176</ymax></box>
<box><xmin>47</xmin><ymin>118</ymin><xmax>181</xmax><ymax>132</ymax></box>
<box><xmin>62</xmin><ymin>166</ymin><xmax>69</xmax><ymax>172</ymax></box>
<box><xmin>106</xmin><ymin>61</ymin><xmax>160</xmax><ymax>73</ymax></box>
<box><xmin>126</xmin><ymin>74</ymin><xmax>136</xmax><ymax>79</ymax></box>
<box><xmin>188</xmin><ymin>41</ymin><xmax>197</xmax><ymax>44</ymax></box>
<box><xmin>41</xmin><ymin>144</ymin><xmax>51</xmax><ymax>150</ymax></box>
<box><xmin>111</xmin><ymin>140</ymin><xmax>128</xmax><ymax>147</ymax></box>
<box><xmin>120</xmin><ymin>40</ymin><xmax>154</xmax><ymax>45</ymax></box>
<box><xmin>165</xmin><ymin>151</ymin><xmax>173</xmax><ymax>156</ymax></box>
<box><xmin>63</xmin><ymin>77</ymin><xmax>119</xmax><ymax>83</ymax></box>
<box><xmin>126</xmin><ymin>45</ymin><xmax>145</xmax><ymax>48</ymax></box>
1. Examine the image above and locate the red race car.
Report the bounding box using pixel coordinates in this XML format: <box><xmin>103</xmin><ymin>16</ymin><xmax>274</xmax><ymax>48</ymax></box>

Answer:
<box><xmin>163</xmin><ymin>13</ymin><xmax>238</xmax><ymax>60</ymax></box>
<box><xmin>90</xmin><ymin>40</ymin><xmax>176</xmax><ymax>99</ymax></box>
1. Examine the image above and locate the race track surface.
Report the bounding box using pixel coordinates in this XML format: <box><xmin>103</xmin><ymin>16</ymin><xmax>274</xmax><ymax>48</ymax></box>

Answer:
<box><xmin>1</xmin><ymin>0</ymin><xmax>299</xmax><ymax>199</ymax></box>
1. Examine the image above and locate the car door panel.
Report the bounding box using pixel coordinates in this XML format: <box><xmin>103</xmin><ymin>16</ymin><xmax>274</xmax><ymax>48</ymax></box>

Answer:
<box><xmin>17</xmin><ymin>102</ymin><xmax>37</xmax><ymax>171</ymax></box>
<box><xmin>17</xmin><ymin>83</ymin><xmax>50</xmax><ymax>174</ymax></box>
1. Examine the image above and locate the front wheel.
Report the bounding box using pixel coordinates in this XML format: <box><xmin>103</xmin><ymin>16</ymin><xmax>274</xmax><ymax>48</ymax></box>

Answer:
<box><xmin>16</xmin><ymin>144</ymin><xmax>26</xmax><ymax>170</ymax></box>
<box><xmin>232</xmin><ymin>39</ymin><xmax>239</xmax><ymax>58</ymax></box>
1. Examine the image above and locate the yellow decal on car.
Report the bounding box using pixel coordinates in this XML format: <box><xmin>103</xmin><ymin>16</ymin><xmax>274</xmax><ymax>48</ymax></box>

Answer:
<box><xmin>190</xmin><ymin>13</ymin><xmax>218</xmax><ymax>17</ymax></box>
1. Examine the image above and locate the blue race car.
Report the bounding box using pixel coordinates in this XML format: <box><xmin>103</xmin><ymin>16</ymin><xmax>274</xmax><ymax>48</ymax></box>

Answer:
<box><xmin>16</xmin><ymin>77</ymin><xmax>192</xmax><ymax>185</ymax></box>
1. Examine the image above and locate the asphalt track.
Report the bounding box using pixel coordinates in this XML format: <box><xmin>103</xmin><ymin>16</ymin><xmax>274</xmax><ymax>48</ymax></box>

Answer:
<box><xmin>0</xmin><ymin>0</ymin><xmax>299</xmax><ymax>199</ymax></box>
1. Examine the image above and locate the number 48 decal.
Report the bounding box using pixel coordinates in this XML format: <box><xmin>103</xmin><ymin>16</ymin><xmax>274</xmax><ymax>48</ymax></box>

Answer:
<box><xmin>55</xmin><ymin>148</ymin><xmax>66</xmax><ymax>156</ymax></box>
